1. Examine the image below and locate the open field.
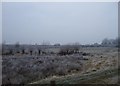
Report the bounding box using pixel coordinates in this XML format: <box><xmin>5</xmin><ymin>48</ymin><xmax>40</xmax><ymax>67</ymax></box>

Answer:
<box><xmin>2</xmin><ymin>47</ymin><xmax>119</xmax><ymax>84</ymax></box>
<box><xmin>31</xmin><ymin>68</ymin><xmax>119</xmax><ymax>84</ymax></box>
<box><xmin>2</xmin><ymin>2</ymin><xmax>119</xmax><ymax>85</ymax></box>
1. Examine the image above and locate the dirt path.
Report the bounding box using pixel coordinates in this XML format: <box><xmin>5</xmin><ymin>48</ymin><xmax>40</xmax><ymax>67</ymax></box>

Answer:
<box><xmin>30</xmin><ymin>68</ymin><xmax>119</xmax><ymax>84</ymax></box>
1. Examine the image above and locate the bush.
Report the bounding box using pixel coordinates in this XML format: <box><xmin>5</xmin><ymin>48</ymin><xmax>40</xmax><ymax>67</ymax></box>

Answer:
<box><xmin>2</xmin><ymin>55</ymin><xmax>83</xmax><ymax>84</ymax></box>
<box><xmin>58</xmin><ymin>45</ymin><xmax>80</xmax><ymax>55</ymax></box>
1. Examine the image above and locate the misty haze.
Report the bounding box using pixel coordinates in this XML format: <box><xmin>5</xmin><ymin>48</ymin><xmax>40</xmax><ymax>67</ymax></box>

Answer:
<box><xmin>2</xmin><ymin>2</ymin><xmax>119</xmax><ymax>85</ymax></box>
<box><xmin>2</xmin><ymin>2</ymin><xmax>118</xmax><ymax>45</ymax></box>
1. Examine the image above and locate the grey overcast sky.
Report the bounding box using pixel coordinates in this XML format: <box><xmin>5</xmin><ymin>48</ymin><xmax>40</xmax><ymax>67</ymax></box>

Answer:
<box><xmin>2</xmin><ymin>2</ymin><xmax>118</xmax><ymax>45</ymax></box>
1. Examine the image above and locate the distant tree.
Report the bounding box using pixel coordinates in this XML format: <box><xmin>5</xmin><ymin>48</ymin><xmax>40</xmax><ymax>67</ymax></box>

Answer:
<box><xmin>73</xmin><ymin>42</ymin><xmax>80</xmax><ymax>46</ymax></box>
<box><xmin>22</xmin><ymin>49</ymin><xmax>25</xmax><ymax>54</ymax></box>
<box><xmin>101</xmin><ymin>38</ymin><xmax>109</xmax><ymax>46</ymax></box>
<box><xmin>93</xmin><ymin>43</ymin><xmax>100</xmax><ymax>47</ymax></box>
<box><xmin>112</xmin><ymin>38</ymin><xmax>117</xmax><ymax>47</ymax></box>
<box><xmin>54</xmin><ymin>43</ymin><xmax>60</xmax><ymax>46</ymax></box>
<box><xmin>38</xmin><ymin>49</ymin><xmax>41</xmax><ymax>55</ymax></box>
<box><xmin>114</xmin><ymin>37</ymin><xmax>120</xmax><ymax>47</ymax></box>
<box><xmin>9</xmin><ymin>49</ymin><xmax>13</xmax><ymax>55</ymax></box>
<box><xmin>2</xmin><ymin>41</ymin><xmax>6</xmax><ymax>55</ymax></box>
<box><xmin>58</xmin><ymin>44</ymin><xmax>80</xmax><ymax>55</ymax></box>
<box><xmin>42</xmin><ymin>41</ymin><xmax>51</xmax><ymax>46</ymax></box>
<box><xmin>15</xmin><ymin>42</ymin><xmax>20</xmax><ymax>48</ymax></box>
<box><xmin>15</xmin><ymin>42</ymin><xmax>20</xmax><ymax>54</ymax></box>
<box><xmin>30</xmin><ymin>50</ymin><xmax>32</xmax><ymax>55</ymax></box>
<box><xmin>101</xmin><ymin>38</ymin><xmax>118</xmax><ymax>47</ymax></box>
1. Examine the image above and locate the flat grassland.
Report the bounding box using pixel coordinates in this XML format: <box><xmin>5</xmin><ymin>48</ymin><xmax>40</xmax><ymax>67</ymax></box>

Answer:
<box><xmin>2</xmin><ymin>47</ymin><xmax>119</xmax><ymax>84</ymax></box>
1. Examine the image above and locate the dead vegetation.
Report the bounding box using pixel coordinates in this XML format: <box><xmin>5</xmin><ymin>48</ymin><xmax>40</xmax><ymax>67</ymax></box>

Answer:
<box><xmin>2</xmin><ymin>46</ymin><xmax>118</xmax><ymax>84</ymax></box>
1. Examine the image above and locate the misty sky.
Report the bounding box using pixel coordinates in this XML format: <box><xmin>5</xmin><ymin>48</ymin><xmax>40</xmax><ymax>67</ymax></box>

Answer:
<box><xmin>2</xmin><ymin>2</ymin><xmax>118</xmax><ymax>45</ymax></box>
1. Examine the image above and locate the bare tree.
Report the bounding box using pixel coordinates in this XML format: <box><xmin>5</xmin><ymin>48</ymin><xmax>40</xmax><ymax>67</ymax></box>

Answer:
<box><xmin>58</xmin><ymin>44</ymin><xmax>80</xmax><ymax>55</ymax></box>
<box><xmin>101</xmin><ymin>38</ymin><xmax>118</xmax><ymax>47</ymax></box>
<box><xmin>2</xmin><ymin>41</ymin><xmax>6</xmax><ymax>55</ymax></box>
<box><xmin>15</xmin><ymin>42</ymin><xmax>20</xmax><ymax>54</ymax></box>
<box><xmin>41</xmin><ymin>41</ymin><xmax>51</xmax><ymax>46</ymax></box>
<box><xmin>15</xmin><ymin>42</ymin><xmax>20</xmax><ymax>48</ymax></box>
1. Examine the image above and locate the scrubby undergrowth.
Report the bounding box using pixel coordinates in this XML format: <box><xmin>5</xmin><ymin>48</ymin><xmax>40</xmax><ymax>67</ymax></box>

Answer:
<box><xmin>2</xmin><ymin>54</ymin><xmax>83</xmax><ymax>84</ymax></box>
<box><xmin>2</xmin><ymin>47</ymin><xmax>118</xmax><ymax>84</ymax></box>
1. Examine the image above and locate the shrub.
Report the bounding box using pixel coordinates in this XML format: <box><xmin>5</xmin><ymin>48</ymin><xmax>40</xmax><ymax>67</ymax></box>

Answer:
<box><xmin>58</xmin><ymin>45</ymin><xmax>80</xmax><ymax>55</ymax></box>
